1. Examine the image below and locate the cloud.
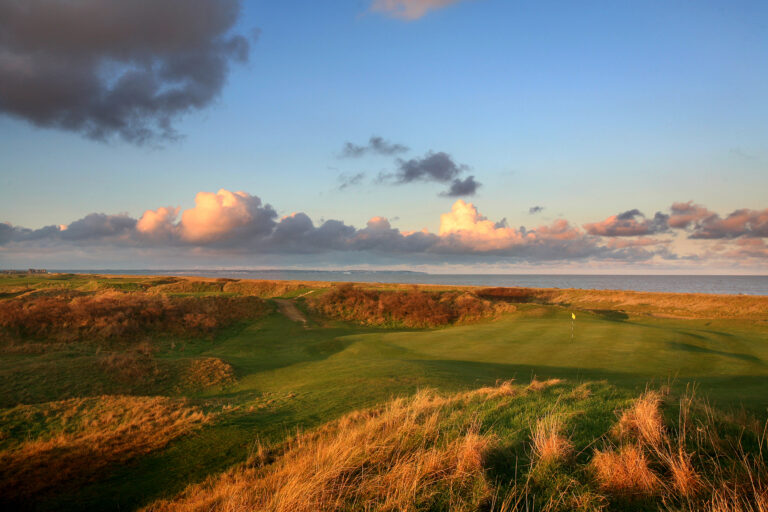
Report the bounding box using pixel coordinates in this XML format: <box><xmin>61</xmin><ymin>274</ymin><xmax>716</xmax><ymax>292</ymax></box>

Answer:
<box><xmin>395</xmin><ymin>151</ymin><xmax>466</xmax><ymax>183</ymax></box>
<box><xmin>668</xmin><ymin>201</ymin><xmax>714</xmax><ymax>229</ymax></box>
<box><xmin>337</xmin><ymin>172</ymin><xmax>365</xmax><ymax>190</ymax></box>
<box><xmin>0</xmin><ymin>0</ymin><xmax>250</xmax><ymax>144</ymax></box>
<box><xmin>136</xmin><ymin>206</ymin><xmax>180</xmax><ymax>240</ymax></box>
<box><xmin>178</xmin><ymin>189</ymin><xmax>277</xmax><ymax>244</ymax></box>
<box><xmin>442</xmin><ymin>176</ymin><xmax>480</xmax><ymax>197</ymax></box>
<box><xmin>583</xmin><ymin>209</ymin><xmax>669</xmax><ymax>237</ymax></box>
<box><xmin>721</xmin><ymin>238</ymin><xmax>768</xmax><ymax>259</ymax></box>
<box><xmin>686</xmin><ymin>208</ymin><xmax>768</xmax><ymax>239</ymax></box>
<box><xmin>340</xmin><ymin>136</ymin><xmax>409</xmax><ymax>157</ymax></box>
<box><xmin>667</xmin><ymin>202</ymin><xmax>768</xmax><ymax>239</ymax></box>
<box><xmin>5</xmin><ymin>192</ymin><xmax>767</xmax><ymax>268</ymax></box>
<box><xmin>388</xmin><ymin>151</ymin><xmax>480</xmax><ymax>196</ymax></box>
<box><xmin>529</xmin><ymin>206</ymin><xmax>544</xmax><ymax>214</ymax></box>
<box><xmin>370</xmin><ymin>0</ymin><xmax>466</xmax><ymax>20</ymax></box>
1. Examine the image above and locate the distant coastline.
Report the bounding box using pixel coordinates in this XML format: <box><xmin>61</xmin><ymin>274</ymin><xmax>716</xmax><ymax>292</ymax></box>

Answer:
<box><xmin>46</xmin><ymin>269</ymin><xmax>768</xmax><ymax>296</ymax></box>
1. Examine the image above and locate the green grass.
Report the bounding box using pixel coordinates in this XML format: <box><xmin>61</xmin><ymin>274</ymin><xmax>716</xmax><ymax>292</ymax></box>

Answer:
<box><xmin>1</xmin><ymin>275</ymin><xmax>767</xmax><ymax>510</ymax></box>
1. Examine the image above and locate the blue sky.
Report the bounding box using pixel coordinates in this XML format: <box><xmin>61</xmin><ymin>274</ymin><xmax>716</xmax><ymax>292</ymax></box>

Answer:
<box><xmin>0</xmin><ymin>0</ymin><xmax>767</xmax><ymax>272</ymax></box>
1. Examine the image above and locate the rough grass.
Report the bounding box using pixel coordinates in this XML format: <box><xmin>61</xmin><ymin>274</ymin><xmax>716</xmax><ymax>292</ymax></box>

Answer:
<box><xmin>184</xmin><ymin>357</ymin><xmax>236</xmax><ymax>390</ymax></box>
<box><xmin>145</xmin><ymin>380</ymin><xmax>768</xmax><ymax>512</ymax></box>
<box><xmin>0</xmin><ymin>396</ymin><xmax>210</xmax><ymax>504</ymax></box>
<box><xmin>145</xmin><ymin>390</ymin><xmax>491</xmax><ymax>512</ymax></box>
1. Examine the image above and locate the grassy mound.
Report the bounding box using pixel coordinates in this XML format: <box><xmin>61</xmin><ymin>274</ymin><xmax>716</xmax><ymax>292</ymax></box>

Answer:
<box><xmin>0</xmin><ymin>290</ymin><xmax>269</xmax><ymax>344</ymax></box>
<box><xmin>308</xmin><ymin>283</ymin><xmax>515</xmax><ymax>327</ymax></box>
<box><xmin>145</xmin><ymin>380</ymin><xmax>767</xmax><ymax>512</ymax></box>
<box><xmin>0</xmin><ymin>396</ymin><xmax>210</xmax><ymax>505</ymax></box>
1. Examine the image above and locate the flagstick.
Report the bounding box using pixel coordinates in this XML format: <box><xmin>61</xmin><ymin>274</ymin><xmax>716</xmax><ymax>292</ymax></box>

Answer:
<box><xmin>571</xmin><ymin>315</ymin><xmax>574</xmax><ymax>342</ymax></box>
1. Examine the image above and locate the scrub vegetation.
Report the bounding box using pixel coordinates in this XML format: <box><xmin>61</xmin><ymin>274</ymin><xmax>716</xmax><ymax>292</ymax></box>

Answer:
<box><xmin>0</xmin><ymin>273</ymin><xmax>766</xmax><ymax>511</ymax></box>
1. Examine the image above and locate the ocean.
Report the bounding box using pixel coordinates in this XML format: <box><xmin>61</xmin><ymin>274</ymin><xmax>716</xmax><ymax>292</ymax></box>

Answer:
<box><xmin>53</xmin><ymin>270</ymin><xmax>768</xmax><ymax>296</ymax></box>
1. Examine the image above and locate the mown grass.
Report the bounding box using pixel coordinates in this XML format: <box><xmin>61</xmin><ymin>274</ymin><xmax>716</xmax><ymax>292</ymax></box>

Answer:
<box><xmin>0</xmin><ymin>273</ymin><xmax>766</xmax><ymax>511</ymax></box>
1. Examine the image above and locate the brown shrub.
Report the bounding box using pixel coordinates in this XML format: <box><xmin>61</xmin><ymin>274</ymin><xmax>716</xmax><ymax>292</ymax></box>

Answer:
<box><xmin>0</xmin><ymin>396</ymin><xmax>209</xmax><ymax>501</ymax></box>
<box><xmin>476</xmin><ymin>287</ymin><xmax>552</xmax><ymax>303</ymax></box>
<box><xmin>308</xmin><ymin>284</ymin><xmax>507</xmax><ymax>327</ymax></box>
<box><xmin>590</xmin><ymin>444</ymin><xmax>659</xmax><ymax>497</ymax></box>
<box><xmin>0</xmin><ymin>291</ymin><xmax>269</xmax><ymax>343</ymax></box>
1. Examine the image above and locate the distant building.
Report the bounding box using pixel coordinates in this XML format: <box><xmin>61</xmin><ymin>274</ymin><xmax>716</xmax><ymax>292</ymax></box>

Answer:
<box><xmin>28</xmin><ymin>269</ymin><xmax>48</xmax><ymax>274</ymax></box>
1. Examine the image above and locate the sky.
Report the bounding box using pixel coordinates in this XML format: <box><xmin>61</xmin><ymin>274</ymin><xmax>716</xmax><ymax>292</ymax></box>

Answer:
<box><xmin>0</xmin><ymin>0</ymin><xmax>767</xmax><ymax>273</ymax></box>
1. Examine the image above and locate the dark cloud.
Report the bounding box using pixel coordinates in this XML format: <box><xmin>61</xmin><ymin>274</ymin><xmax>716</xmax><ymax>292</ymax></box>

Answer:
<box><xmin>583</xmin><ymin>209</ymin><xmax>669</xmax><ymax>237</ymax></box>
<box><xmin>390</xmin><ymin>151</ymin><xmax>482</xmax><ymax>196</ymax></box>
<box><xmin>395</xmin><ymin>151</ymin><xmax>465</xmax><ymax>183</ymax></box>
<box><xmin>337</xmin><ymin>172</ymin><xmax>365</xmax><ymax>190</ymax></box>
<box><xmin>0</xmin><ymin>0</ymin><xmax>250</xmax><ymax>144</ymax></box>
<box><xmin>340</xmin><ymin>136</ymin><xmax>409</xmax><ymax>157</ymax></box>
<box><xmin>442</xmin><ymin>176</ymin><xmax>480</xmax><ymax>197</ymax></box>
<box><xmin>529</xmin><ymin>206</ymin><xmax>544</xmax><ymax>214</ymax></box>
<box><xmin>61</xmin><ymin>214</ymin><xmax>136</xmax><ymax>241</ymax></box>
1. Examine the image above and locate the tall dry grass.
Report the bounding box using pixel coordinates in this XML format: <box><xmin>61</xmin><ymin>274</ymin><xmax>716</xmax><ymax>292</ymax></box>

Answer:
<box><xmin>592</xmin><ymin>389</ymin><xmax>768</xmax><ymax>510</ymax></box>
<box><xmin>0</xmin><ymin>396</ymin><xmax>210</xmax><ymax>501</ymax></box>
<box><xmin>146</xmin><ymin>390</ymin><xmax>492</xmax><ymax>512</ymax></box>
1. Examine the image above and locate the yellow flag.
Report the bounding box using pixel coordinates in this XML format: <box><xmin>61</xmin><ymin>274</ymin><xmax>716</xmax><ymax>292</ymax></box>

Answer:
<box><xmin>571</xmin><ymin>312</ymin><xmax>576</xmax><ymax>320</ymax></box>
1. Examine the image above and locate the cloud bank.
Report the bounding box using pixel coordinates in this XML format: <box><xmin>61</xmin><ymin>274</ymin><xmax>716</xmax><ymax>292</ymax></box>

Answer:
<box><xmin>0</xmin><ymin>0</ymin><xmax>250</xmax><ymax>144</ymax></box>
<box><xmin>3</xmin><ymin>190</ymin><xmax>765</xmax><ymax>270</ymax></box>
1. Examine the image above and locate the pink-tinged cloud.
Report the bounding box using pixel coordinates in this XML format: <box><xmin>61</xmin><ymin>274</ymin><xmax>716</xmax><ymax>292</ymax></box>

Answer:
<box><xmin>438</xmin><ymin>199</ymin><xmax>524</xmax><ymax>250</ymax></box>
<box><xmin>370</xmin><ymin>0</ymin><xmax>465</xmax><ymax>20</ymax></box>
<box><xmin>688</xmin><ymin>208</ymin><xmax>768</xmax><ymax>239</ymax></box>
<box><xmin>137</xmin><ymin>206</ymin><xmax>179</xmax><ymax>238</ymax></box>
<box><xmin>437</xmin><ymin>200</ymin><xmax>590</xmax><ymax>254</ymax></box>
<box><xmin>668</xmin><ymin>201</ymin><xmax>714</xmax><ymax>229</ymax></box>
<box><xmin>583</xmin><ymin>209</ymin><xmax>668</xmax><ymax>236</ymax></box>
<box><xmin>723</xmin><ymin>238</ymin><xmax>768</xmax><ymax>259</ymax></box>
<box><xmin>179</xmin><ymin>189</ymin><xmax>276</xmax><ymax>243</ymax></box>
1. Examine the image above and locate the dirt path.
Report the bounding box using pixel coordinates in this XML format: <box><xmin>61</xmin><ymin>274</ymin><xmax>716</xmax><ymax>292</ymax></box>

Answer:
<box><xmin>274</xmin><ymin>299</ymin><xmax>308</xmax><ymax>324</ymax></box>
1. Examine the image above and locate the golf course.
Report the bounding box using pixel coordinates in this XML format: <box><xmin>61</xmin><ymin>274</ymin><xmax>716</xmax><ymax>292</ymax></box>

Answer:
<box><xmin>1</xmin><ymin>273</ymin><xmax>766</xmax><ymax>511</ymax></box>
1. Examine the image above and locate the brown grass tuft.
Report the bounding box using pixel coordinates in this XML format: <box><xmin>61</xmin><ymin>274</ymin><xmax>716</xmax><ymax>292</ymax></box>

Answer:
<box><xmin>666</xmin><ymin>447</ymin><xmax>701</xmax><ymax>498</ymax></box>
<box><xmin>614</xmin><ymin>391</ymin><xmax>665</xmax><ymax>447</ymax></box>
<box><xmin>590</xmin><ymin>444</ymin><xmax>660</xmax><ymax>497</ymax></box>
<box><xmin>527</xmin><ymin>378</ymin><xmax>564</xmax><ymax>392</ymax></box>
<box><xmin>531</xmin><ymin>414</ymin><xmax>573</xmax><ymax>466</ymax></box>
<box><xmin>475</xmin><ymin>379</ymin><xmax>519</xmax><ymax>398</ymax></box>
